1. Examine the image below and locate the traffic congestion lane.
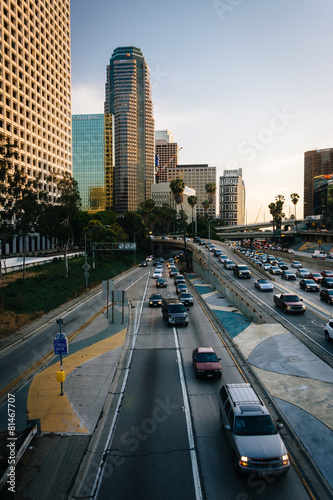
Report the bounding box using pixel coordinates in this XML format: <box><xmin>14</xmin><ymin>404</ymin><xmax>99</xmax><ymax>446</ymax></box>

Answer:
<box><xmin>176</xmin><ymin>273</ymin><xmax>309</xmax><ymax>499</ymax></box>
<box><xmin>206</xmin><ymin>244</ymin><xmax>333</xmax><ymax>356</ymax></box>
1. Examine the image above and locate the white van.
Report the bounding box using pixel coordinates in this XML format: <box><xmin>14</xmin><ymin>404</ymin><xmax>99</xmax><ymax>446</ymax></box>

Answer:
<box><xmin>312</xmin><ymin>251</ymin><xmax>327</xmax><ymax>259</ymax></box>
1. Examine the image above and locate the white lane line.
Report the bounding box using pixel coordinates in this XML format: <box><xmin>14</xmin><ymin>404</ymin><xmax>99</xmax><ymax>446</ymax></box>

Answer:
<box><xmin>91</xmin><ymin>273</ymin><xmax>150</xmax><ymax>499</ymax></box>
<box><xmin>173</xmin><ymin>328</ymin><xmax>203</xmax><ymax>500</ymax></box>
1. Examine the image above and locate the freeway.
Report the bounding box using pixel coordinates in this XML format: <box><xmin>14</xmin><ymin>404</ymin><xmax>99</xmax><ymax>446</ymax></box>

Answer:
<box><xmin>1</xmin><ymin>249</ymin><xmax>332</xmax><ymax>499</ymax></box>
<box><xmin>93</xmin><ymin>263</ymin><xmax>310</xmax><ymax>500</ymax></box>
<box><xmin>201</xmin><ymin>243</ymin><xmax>333</xmax><ymax>364</ymax></box>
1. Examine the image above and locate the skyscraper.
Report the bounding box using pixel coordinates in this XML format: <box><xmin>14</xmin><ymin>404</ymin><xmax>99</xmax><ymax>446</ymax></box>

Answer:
<box><xmin>304</xmin><ymin>149</ymin><xmax>333</xmax><ymax>217</ymax></box>
<box><xmin>104</xmin><ymin>46</ymin><xmax>155</xmax><ymax>214</ymax></box>
<box><xmin>0</xmin><ymin>0</ymin><xmax>72</xmax><ymax>204</ymax></box>
<box><xmin>219</xmin><ymin>168</ymin><xmax>245</xmax><ymax>226</ymax></box>
<box><xmin>72</xmin><ymin>114</ymin><xmax>114</xmax><ymax>212</ymax></box>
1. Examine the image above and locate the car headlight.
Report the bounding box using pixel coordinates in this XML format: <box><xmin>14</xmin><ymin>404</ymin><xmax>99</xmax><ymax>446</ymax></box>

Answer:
<box><xmin>281</xmin><ymin>454</ymin><xmax>289</xmax><ymax>465</ymax></box>
<box><xmin>239</xmin><ymin>456</ymin><xmax>249</xmax><ymax>466</ymax></box>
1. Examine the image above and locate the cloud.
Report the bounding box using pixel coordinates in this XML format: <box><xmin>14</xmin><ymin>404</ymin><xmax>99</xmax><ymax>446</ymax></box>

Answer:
<box><xmin>71</xmin><ymin>83</ymin><xmax>104</xmax><ymax>115</ymax></box>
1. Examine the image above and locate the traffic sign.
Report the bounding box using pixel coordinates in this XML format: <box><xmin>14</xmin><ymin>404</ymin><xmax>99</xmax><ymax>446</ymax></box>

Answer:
<box><xmin>82</xmin><ymin>262</ymin><xmax>91</xmax><ymax>271</ymax></box>
<box><xmin>54</xmin><ymin>338</ymin><xmax>68</xmax><ymax>355</ymax></box>
<box><xmin>118</xmin><ymin>242</ymin><xmax>136</xmax><ymax>250</ymax></box>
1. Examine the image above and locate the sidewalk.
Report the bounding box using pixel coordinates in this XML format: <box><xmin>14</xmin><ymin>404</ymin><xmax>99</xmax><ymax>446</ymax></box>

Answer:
<box><xmin>2</xmin><ymin>304</ymin><xmax>128</xmax><ymax>500</ymax></box>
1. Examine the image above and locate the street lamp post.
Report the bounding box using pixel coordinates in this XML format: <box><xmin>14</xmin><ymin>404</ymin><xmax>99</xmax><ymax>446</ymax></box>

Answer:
<box><xmin>208</xmin><ymin>217</ymin><xmax>220</xmax><ymax>274</ymax></box>
<box><xmin>84</xmin><ymin>225</ymin><xmax>110</xmax><ymax>288</ymax></box>
<box><xmin>133</xmin><ymin>228</ymin><xmax>147</xmax><ymax>264</ymax></box>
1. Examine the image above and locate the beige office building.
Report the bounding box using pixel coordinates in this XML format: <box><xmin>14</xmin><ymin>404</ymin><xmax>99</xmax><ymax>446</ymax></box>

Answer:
<box><xmin>155</xmin><ymin>140</ymin><xmax>179</xmax><ymax>183</ymax></box>
<box><xmin>151</xmin><ymin>182</ymin><xmax>195</xmax><ymax>221</ymax></box>
<box><xmin>166</xmin><ymin>164</ymin><xmax>217</xmax><ymax>218</ymax></box>
<box><xmin>0</xmin><ymin>0</ymin><xmax>72</xmax><ymax>205</ymax></box>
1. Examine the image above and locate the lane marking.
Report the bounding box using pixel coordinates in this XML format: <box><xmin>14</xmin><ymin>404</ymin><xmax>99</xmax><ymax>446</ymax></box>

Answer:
<box><xmin>173</xmin><ymin>328</ymin><xmax>203</xmax><ymax>500</ymax></box>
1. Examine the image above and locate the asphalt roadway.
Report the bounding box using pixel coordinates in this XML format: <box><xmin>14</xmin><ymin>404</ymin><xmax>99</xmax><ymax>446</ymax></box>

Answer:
<box><xmin>2</xmin><ymin>271</ymin><xmax>333</xmax><ymax>499</ymax></box>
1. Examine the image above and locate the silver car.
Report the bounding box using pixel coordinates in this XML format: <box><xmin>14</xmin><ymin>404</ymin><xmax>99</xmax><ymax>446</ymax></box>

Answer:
<box><xmin>254</xmin><ymin>279</ymin><xmax>273</xmax><ymax>292</ymax></box>
<box><xmin>219</xmin><ymin>384</ymin><xmax>290</xmax><ymax>476</ymax></box>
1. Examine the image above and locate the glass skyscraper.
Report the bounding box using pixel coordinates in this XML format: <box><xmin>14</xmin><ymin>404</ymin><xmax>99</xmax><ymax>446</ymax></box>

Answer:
<box><xmin>72</xmin><ymin>114</ymin><xmax>113</xmax><ymax>212</ymax></box>
<box><xmin>104</xmin><ymin>46</ymin><xmax>155</xmax><ymax>214</ymax></box>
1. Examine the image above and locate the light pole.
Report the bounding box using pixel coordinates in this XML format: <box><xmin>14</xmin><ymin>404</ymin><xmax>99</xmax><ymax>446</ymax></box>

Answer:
<box><xmin>208</xmin><ymin>217</ymin><xmax>220</xmax><ymax>274</ymax></box>
<box><xmin>84</xmin><ymin>225</ymin><xmax>109</xmax><ymax>287</ymax></box>
<box><xmin>133</xmin><ymin>228</ymin><xmax>147</xmax><ymax>264</ymax></box>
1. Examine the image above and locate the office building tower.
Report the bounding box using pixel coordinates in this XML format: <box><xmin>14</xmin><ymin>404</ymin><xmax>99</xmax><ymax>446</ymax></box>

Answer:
<box><xmin>219</xmin><ymin>168</ymin><xmax>245</xmax><ymax>226</ymax></box>
<box><xmin>304</xmin><ymin>149</ymin><xmax>333</xmax><ymax>217</ymax></box>
<box><xmin>155</xmin><ymin>140</ymin><xmax>179</xmax><ymax>183</ymax></box>
<box><xmin>104</xmin><ymin>46</ymin><xmax>155</xmax><ymax>214</ymax></box>
<box><xmin>155</xmin><ymin>130</ymin><xmax>173</xmax><ymax>143</ymax></box>
<box><xmin>313</xmin><ymin>174</ymin><xmax>333</xmax><ymax>219</ymax></box>
<box><xmin>166</xmin><ymin>164</ymin><xmax>216</xmax><ymax>218</ymax></box>
<box><xmin>72</xmin><ymin>114</ymin><xmax>114</xmax><ymax>212</ymax></box>
<box><xmin>0</xmin><ymin>0</ymin><xmax>72</xmax><ymax>205</ymax></box>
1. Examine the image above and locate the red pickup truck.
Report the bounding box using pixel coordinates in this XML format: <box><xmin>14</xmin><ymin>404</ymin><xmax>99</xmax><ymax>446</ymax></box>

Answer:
<box><xmin>274</xmin><ymin>293</ymin><xmax>306</xmax><ymax>314</ymax></box>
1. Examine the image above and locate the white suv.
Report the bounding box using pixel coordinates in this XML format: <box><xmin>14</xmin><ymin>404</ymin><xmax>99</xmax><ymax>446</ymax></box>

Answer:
<box><xmin>324</xmin><ymin>318</ymin><xmax>333</xmax><ymax>342</ymax></box>
<box><xmin>219</xmin><ymin>383</ymin><xmax>290</xmax><ymax>476</ymax></box>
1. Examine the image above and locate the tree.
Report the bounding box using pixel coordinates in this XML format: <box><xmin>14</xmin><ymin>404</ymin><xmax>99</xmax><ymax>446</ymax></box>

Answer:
<box><xmin>188</xmin><ymin>195</ymin><xmax>198</xmax><ymax>235</ymax></box>
<box><xmin>268</xmin><ymin>195</ymin><xmax>285</xmax><ymax>234</ymax></box>
<box><xmin>39</xmin><ymin>173</ymin><xmax>82</xmax><ymax>278</ymax></box>
<box><xmin>0</xmin><ymin>136</ymin><xmax>19</xmax><ymax>283</ymax></box>
<box><xmin>170</xmin><ymin>178</ymin><xmax>188</xmax><ymax>268</ymax></box>
<box><xmin>202</xmin><ymin>199</ymin><xmax>210</xmax><ymax>219</ymax></box>
<box><xmin>290</xmin><ymin>193</ymin><xmax>300</xmax><ymax>232</ymax></box>
<box><xmin>205</xmin><ymin>182</ymin><xmax>216</xmax><ymax>218</ymax></box>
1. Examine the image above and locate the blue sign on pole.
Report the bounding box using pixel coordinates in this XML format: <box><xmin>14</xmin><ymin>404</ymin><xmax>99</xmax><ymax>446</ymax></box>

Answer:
<box><xmin>54</xmin><ymin>338</ymin><xmax>68</xmax><ymax>356</ymax></box>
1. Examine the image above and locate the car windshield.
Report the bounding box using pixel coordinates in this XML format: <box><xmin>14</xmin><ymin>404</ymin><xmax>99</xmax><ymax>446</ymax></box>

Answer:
<box><xmin>169</xmin><ymin>304</ymin><xmax>186</xmax><ymax>313</ymax></box>
<box><xmin>234</xmin><ymin>415</ymin><xmax>277</xmax><ymax>436</ymax></box>
<box><xmin>150</xmin><ymin>295</ymin><xmax>161</xmax><ymax>299</ymax></box>
<box><xmin>287</xmin><ymin>295</ymin><xmax>300</xmax><ymax>302</ymax></box>
<box><xmin>259</xmin><ymin>280</ymin><xmax>270</xmax><ymax>284</ymax></box>
<box><xmin>196</xmin><ymin>353</ymin><xmax>218</xmax><ymax>362</ymax></box>
<box><xmin>181</xmin><ymin>294</ymin><xmax>191</xmax><ymax>298</ymax></box>
<box><xmin>312</xmin><ymin>274</ymin><xmax>321</xmax><ymax>277</ymax></box>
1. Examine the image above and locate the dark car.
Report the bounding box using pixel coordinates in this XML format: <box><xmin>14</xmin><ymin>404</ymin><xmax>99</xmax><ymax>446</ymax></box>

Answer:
<box><xmin>179</xmin><ymin>292</ymin><xmax>194</xmax><ymax>307</ymax></box>
<box><xmin>139</xmin><ymin>261</ymin><xmax>147</xmax><ymax>267</ymax></box>
<box><xmin>174</xmin><ymin>274</ymin><xmax>185</xmax><ymax>285</ymax></box>
<box><xmin>320</xmin><ymin>288</ymin><xmax>333</xmax><ymax>304</ymax></box>
<box><xmin>156</xmin><ymin>278</ymin><xmax>167</xmax><ymax>288</ymax></box>
<box><xmin>192</xmin><ymin>347</ymin><xmax>222</xmax><ymax>379</ymax></box>
<box><xmin>299</xmin><ymin>279</ymin><xmax>319</xmax><ymax>292</ymax></box>
<box><xmin>278</xmin><ymin>262</ymin><xmax>288</xmax><ymax>270</ymax></box>
<box><xmin>169</xmin><ymin>268</ymin><xmax>179</xmax><ymax>278</ymax></box>
<box><xmin>269</xmin><ymin>266</ymin><xmax>281</xmax><ymax>275</ymax></box>
<box><xmin>148</xmin><ymin>293</ymin><xmax>163</xmax><ymax>307</ymax></box>
<box><xmin>176</xmin><ymin>283</ymin><xmax>189</xmax><ymax>295</ymax></box>
<box><xmin>281</xmin><ymin>270</ymin><xmax>296</xmax><ymax>280</ymax></box>
<box><xmin>321</xmin><ymin>270</ymin><xmax>333</xmax><ymax>278</ymax></box>
<box><xmin>308</xmin><ymin>273</ymin><xmax>323</xmax><ymax>284</ymax></box>
<box><xmin>322</xmin><ymin>277</ymin><xmax>333</xmax><ymax>289</ymax></box>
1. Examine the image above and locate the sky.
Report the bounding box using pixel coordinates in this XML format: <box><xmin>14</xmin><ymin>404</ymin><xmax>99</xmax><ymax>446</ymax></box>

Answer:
<box><xmin>70</xmin><ymin>0</ymin><xmax>333</xmax><ymax>223</ymax></box>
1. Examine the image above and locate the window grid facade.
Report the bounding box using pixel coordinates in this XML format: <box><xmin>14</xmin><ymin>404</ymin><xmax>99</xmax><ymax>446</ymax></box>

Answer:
<box><xmin>304</xmin><ymin>149</ymin><xmax>333</xmax><ymax>217</ymax></box>
<box><xmin>0</xmin><ymin>0</ymin><xmax>72</xmax><ymax>205</ymax></box>
<box><xmin>166</xmin><ymin>164</ymin><xmax>216</xmax><ymax>218</ymax></box>
<box><xmin>219</xmin><ymin>168</ymin><xmax>245</xmax><ymax>226</ymax></box>
<box><xmin>104</xmin><ymin>46</ymin><xmax>155</xmax><ymax>214</ymax></box>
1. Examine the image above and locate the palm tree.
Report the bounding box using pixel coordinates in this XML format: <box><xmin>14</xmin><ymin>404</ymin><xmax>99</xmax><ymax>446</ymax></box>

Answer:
<box><xmin>202</xmin><ymin>199</ymin><xmax>210</xmax><ymax>219</ymax></box>
<box><xmin>205</xmin><ymin>182</ymin><xmax>216</xmax><ymax>218</ymax></box>
<box><xmin>290</xmin><ymin>193</ymin><xmax>300</xmax><ymax>232</ymax></box>
<box><xmin>188</xmin><ymin>195</ymin><xmax>198</xmax><ymax>236</ymax></box>
<box><xmin>170</xmin><ymin>178</ymin><xmax>188</xmax><ymax>268</ymax></box>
